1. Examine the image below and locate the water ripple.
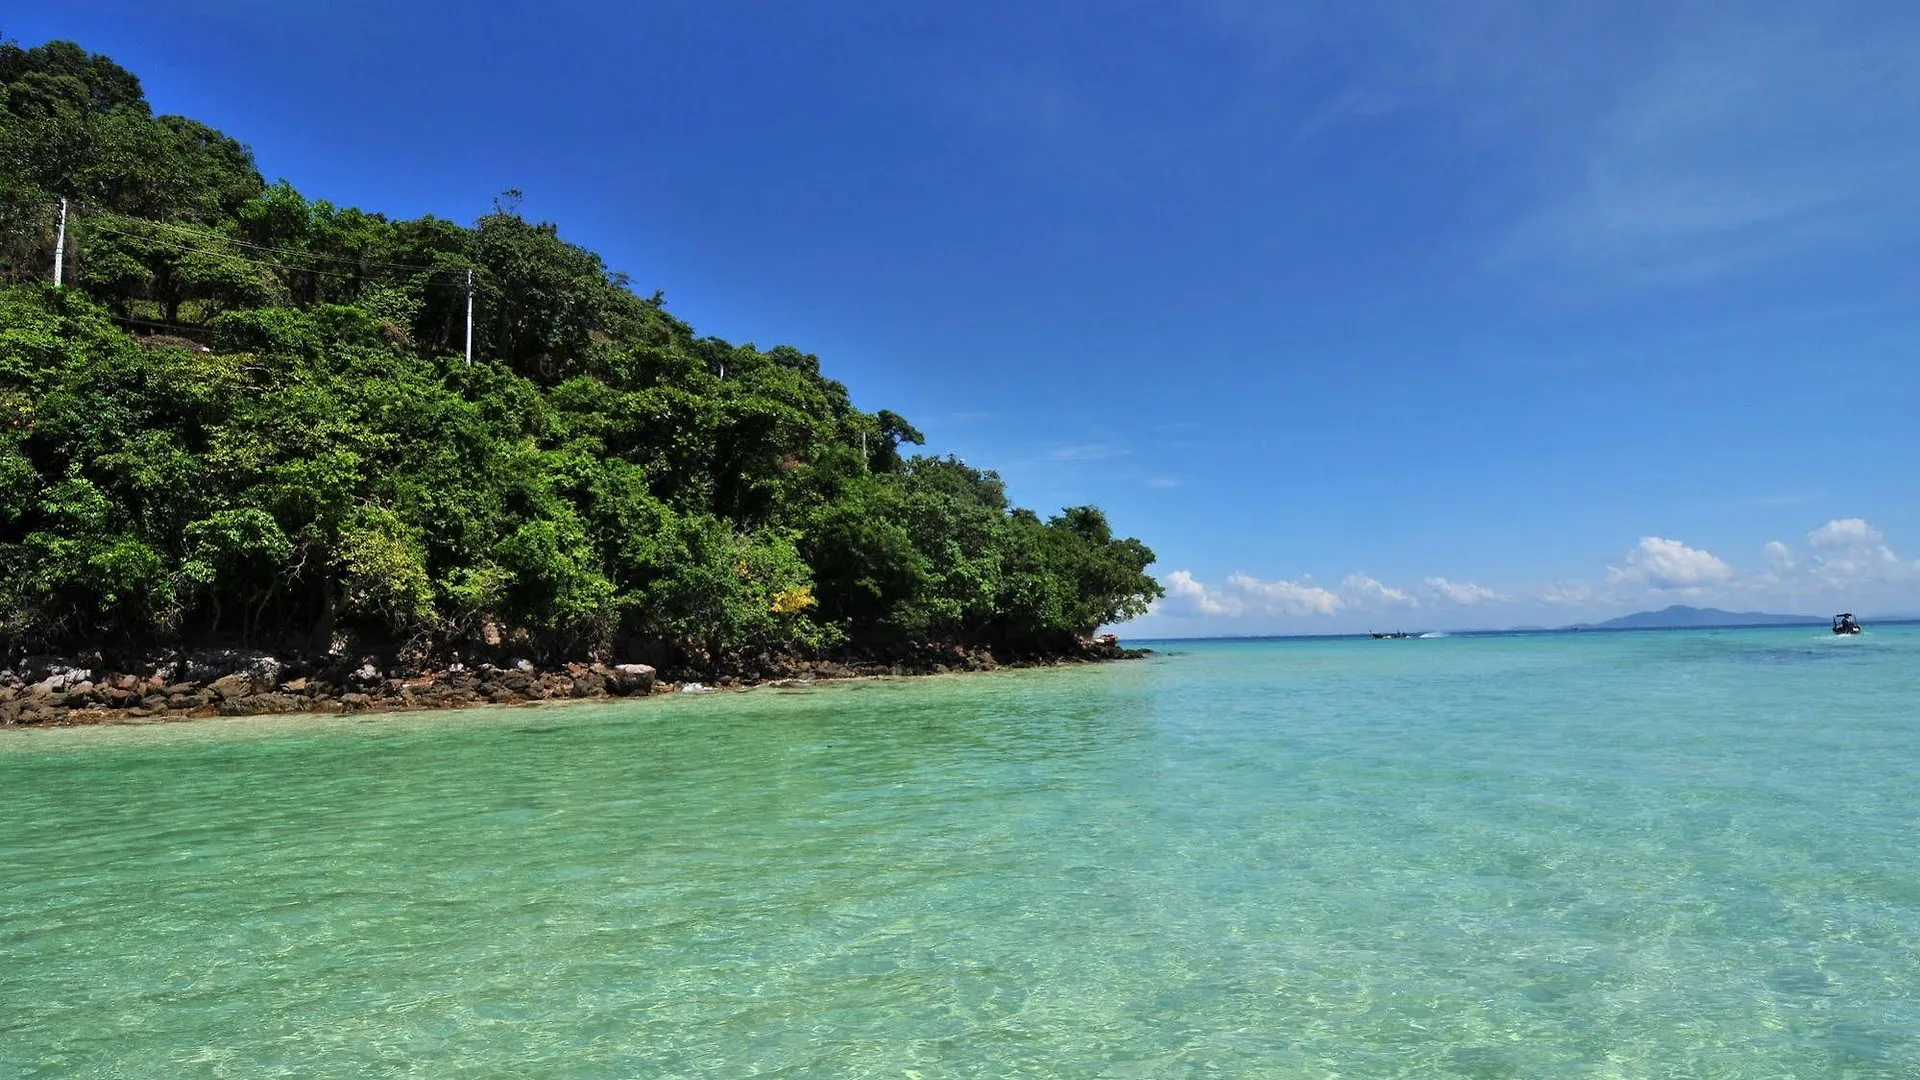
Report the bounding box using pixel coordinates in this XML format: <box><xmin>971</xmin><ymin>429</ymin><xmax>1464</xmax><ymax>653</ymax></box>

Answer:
<box><xmin>3</xmin><ymin>631</ymin><xmax>1919</xmax><ymax>1077</ymax></box>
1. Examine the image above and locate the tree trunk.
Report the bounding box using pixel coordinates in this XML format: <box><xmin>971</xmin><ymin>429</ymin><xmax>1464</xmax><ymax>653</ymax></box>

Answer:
<box><xmin>248</xmin><ymin>581</ymin><xmax>280</xmax><ymax>647</ymax></box>
<box><xmin>310</xmin><ymin>575</ymin><xmax>337</xmax><ymax>655</ymax></box>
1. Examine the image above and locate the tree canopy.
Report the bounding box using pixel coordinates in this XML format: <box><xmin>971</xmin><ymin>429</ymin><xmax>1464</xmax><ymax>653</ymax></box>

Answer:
<box><xmin>0</xmin><ymin>38</ymin><xmax>1160</xmax><ymax>671</ymax></box>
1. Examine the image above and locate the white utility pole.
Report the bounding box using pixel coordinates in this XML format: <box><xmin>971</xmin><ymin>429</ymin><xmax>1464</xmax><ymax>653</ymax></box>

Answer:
<box><xmin>463</xmin><ymin>268</ymin><xmax>474</xmax><ymax>364</ymax></box>
<box><xmin>52</xmin><ymin>198</ymin><xmax>68</xmax><ymax>286</ymax></box>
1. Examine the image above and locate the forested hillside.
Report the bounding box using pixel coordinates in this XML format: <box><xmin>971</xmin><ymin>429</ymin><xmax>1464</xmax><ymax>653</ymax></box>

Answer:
<box><xmin>0</xmin><ymin>39</ymin><xmax>1160</xmax><ymax>674</ymax></box>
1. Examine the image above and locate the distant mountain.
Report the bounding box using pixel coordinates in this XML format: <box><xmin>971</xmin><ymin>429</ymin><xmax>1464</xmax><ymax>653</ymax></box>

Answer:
<box><xmin>1574</xmin><ymin>605</ymin><xmax>1824</xmax><ymax>630</ymax></box>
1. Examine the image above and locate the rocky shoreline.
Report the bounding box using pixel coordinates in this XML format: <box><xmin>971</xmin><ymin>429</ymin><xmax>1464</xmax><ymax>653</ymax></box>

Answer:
<box><xmin>0</xmin><ymin>638</ymin><xmax>1147</xmax><ymax>727</ymax></box>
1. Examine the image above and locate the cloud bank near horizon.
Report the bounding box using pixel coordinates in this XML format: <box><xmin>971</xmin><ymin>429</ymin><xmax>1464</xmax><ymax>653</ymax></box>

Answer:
<box><xmin>1142</xmin><ymin>517</ymin><xmax>1920</xmax><ymax>631</ymax></box>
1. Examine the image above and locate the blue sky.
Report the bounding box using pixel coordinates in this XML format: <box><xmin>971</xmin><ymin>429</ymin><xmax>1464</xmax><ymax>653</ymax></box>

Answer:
<box><xmin>13</xmin><ymin>1</ymin><xmax>1920</xmax><ymax>633</ymax></box>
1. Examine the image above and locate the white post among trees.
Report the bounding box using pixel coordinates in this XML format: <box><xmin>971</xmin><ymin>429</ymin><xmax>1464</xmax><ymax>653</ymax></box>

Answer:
<box><xmin>464</xmin><ymin>268</ymin><xmax>474</xmax><ymax>364</ymax></box>
<box><xmin>52</xmin><ymin>197</ymin><xmax>68</xmax><ymax>286</ymax></box>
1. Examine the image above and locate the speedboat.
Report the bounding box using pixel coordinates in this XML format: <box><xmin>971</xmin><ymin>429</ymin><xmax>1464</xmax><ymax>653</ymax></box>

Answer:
<box><xmin>1832</xmin><ymin>613</ymin><xmax>1863</xmax><ymax>635</ymax></box>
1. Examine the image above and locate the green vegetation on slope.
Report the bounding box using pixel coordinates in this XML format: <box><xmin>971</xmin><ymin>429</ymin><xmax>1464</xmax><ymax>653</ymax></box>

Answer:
<box><xmin>0</xmin><ymin>38</ymin><xmax>1160</xmax><ymax>672</ymax></box>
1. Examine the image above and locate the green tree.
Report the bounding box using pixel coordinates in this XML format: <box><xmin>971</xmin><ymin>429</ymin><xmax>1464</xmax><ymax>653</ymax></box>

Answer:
<box><xmin>0</xmin><ymin>39</ymin><xmax>1161</xmax><ymax>671</ymax></box>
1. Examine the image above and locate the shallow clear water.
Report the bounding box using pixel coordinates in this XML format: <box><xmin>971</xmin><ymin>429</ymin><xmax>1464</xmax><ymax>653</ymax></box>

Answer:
<box><xmin>4</xmin><ymin>627</ymin><xmax>1918</xmax><ymax>1078</ymax></box>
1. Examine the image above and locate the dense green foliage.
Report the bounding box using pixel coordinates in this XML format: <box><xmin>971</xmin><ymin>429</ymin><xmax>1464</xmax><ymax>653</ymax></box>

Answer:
<box><xmin>0</xmin><ymin>39</ymin><xmax>1159</xmax><ymax>669</ymax></box>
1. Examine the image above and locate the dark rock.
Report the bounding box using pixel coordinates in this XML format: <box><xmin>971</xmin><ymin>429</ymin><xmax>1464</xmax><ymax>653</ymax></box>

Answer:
<box><xmin>604</xmin><ymin>663</ymin><xmax>656</xmax><ymax>696</ymax></box>
<box><xmin>39</xmin><ymin>666</ymin><xmax>93</xmax><ymax>693</ymax></box>
<box><xmin>0</xmin><ymin>638</ymin><xmax>1143</xmax><ymax>728</ymax></box>
<box><xmin>208</xmin><ymin>673</ymin><xmax>255</xmax><ymax>701</ymax></box>
<box><xmin>219</xmin><ymin>693</ymin><xmax>304</xmax><ymax>716</ymax></box>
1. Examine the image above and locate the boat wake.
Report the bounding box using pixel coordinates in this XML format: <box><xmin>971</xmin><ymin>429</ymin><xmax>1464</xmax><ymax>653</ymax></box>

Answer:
<box><xmin>1419</xmin><ymin>632</ymin><xmax>1449</xmax><ymax>639</ymax></box>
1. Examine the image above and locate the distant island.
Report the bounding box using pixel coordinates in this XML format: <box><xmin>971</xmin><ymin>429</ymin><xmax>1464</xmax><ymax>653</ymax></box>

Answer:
<box><xmin>1568</xmin><ymin>605</ymin><xmax>1824</xmax><ymax>631</ymax></box>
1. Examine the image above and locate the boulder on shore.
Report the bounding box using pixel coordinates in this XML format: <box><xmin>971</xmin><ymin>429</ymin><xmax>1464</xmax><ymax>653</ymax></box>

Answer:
<box><xmin>0</xmin><ymin>643</ymin><xmax>1143</xmax><ymax>726</ymax></box>
<box><xmin>602</xmin><ymin>663</ymin><xmax>656</xmax><ymax>696</ymax></box>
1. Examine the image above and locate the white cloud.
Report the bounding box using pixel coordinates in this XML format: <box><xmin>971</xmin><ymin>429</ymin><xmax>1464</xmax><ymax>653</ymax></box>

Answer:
<box><xmin>1800</xmin><ymin>518</ymin><xmax>1909</xmax><ymax>588</ymax></box>
<box><xmin>1138</xmin><ymin>516</ymin><xmax>1920</xmax><ymax>634</ymax></box>
<box><xmin>1425</xmin><ymin>577</ymin><xmax>1502</xmax><ymax>605</ymax></box>
<box><xmin>1045</xmin><ymin>443</ymin><xmax>1129</xmax><ymax>462</ymax></box>
<box><xmin>1751</xmin><ymin>540</ymin><xmax>1800</xmax><ymax>587</ymax></box>
<box><xmin>1762</xmin><ymin>539</ymin><xmax>1796</xmax><ymax>570</ymax></box>
<box><xmin>1341</xmin><ymin>574</ymin><xmax>1417</xmax><ymax>608</ymax></box>
<box><xmin>1161</xmin><ymin>570</ymin><xmax>1241</xmax><ymax>617</ymax></box>
<box><xmin>1156</xmin><ymin>571</ymin><xmax>1437</xmax><ymax>620</ymax></box>
<box><xmin>1156</xmin><ymin>570</ymin><xmax>1345</xmax><ymax>619</ymax></box>
<box><xmin>1157</xmin><ymin>569</ymin><xmax>1516</xmax><ymax>621</ymax></box>
<box><xmin>1607</xmin><ymin>536</ymin><xmax>1733</xmax><ymax>591</ymax></box>
<box><xmin>1226</xmin><ymin>573</ymin><xmax>1344</xmax><ymax>616</ymax></box>
<box><xmin>1808</xmin><ymin>518</ymin><xmax>1883</xmax><ymax>550</ymax></box>
<box><xmin>1536</xmin><ymin>582</ymin><xmax>1593</xmax><ymax>606</ymax></box>
<box><xmin>1203</xmin><ymin>4</ymin><xmax>1920</xmax><ymax>289</ymax></box>
<box><xmin>1496</xmin><ymin>8</ymin><xmax>1920</xmax><ymax>286</ymax></box>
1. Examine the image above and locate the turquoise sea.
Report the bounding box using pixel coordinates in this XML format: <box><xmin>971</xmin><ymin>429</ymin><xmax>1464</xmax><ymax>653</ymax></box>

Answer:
<box><xmin>3</xmin><ymin>627</ymin><xmax>1918</xmax><ymax>1078</ymax></box>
